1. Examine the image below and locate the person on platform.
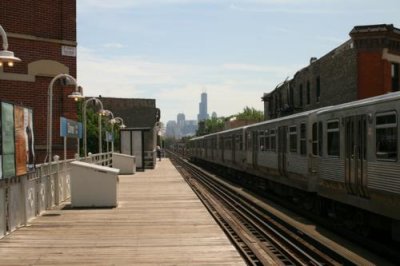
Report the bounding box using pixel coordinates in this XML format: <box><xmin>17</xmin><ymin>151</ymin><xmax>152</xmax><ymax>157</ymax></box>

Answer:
<box><xmin>156</xmin><ymin>145</ymin><xmax>162</xmax><ymax>161</ymax></box>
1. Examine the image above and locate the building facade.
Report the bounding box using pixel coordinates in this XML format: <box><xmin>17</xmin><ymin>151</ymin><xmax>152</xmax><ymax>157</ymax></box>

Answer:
<box><xmin>197</xmin><ymin>92</ymin><xmax>209</xmax><ymax>121</ymax></box>
<box><xmin>98</xmin><ymin>97</ymin><xmax>159</xmax><ymax>169</ymax></box>
<box><xmin>263</xmin><ymin>24</ymin><xmax>400</xmax><ymax>120</ymax></box>
<box><xmin>0</xmin><ymin>0</ymin><xmax>78</xmax><ymax>163</ymax></box>
<box><xmin>166</xmin><ymin>113</ymin><xmax>198</xmax><ymax>139</ymax></box>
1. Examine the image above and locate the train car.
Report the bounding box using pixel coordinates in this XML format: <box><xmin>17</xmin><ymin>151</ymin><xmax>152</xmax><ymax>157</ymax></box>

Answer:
<box><xmin>188</xmin><ymin>92</ymin><xmax>400</xmax><ymax>241</ymax></box>
<box><xmin>189</xmin><ymin>135</ymin><xmax>205</xmax><ymax>160</ymax></box>
<box><xmin>218</xmin><ymin>127</ymin><xmax>246</xmax><ymax>168</ymax></box>
<box><xmin>244</xmin><ymin>109</ymin><xmax>325</xmax><ymax>193</ymax></box>
<box><xmin>315</xmin><ymin>92</ymin><xmax>400</xmax><ymax>240</ymax></box>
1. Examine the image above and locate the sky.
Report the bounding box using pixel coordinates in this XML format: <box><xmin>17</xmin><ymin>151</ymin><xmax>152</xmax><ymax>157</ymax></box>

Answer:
<box><xmin>77</xmin><ymin>0</ymin><xmax>400</xmax><ymax>124</ymax></box>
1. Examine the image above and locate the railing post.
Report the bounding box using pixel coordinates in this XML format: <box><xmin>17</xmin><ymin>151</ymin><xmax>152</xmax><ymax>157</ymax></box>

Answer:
<box><xmin>53</xmin><ymin>155</ymin><xmax>60</xmax><ymax>206</ymax></box>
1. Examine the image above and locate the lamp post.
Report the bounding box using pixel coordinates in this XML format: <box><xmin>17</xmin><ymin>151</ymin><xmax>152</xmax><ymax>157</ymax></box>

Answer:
<box><xmin>102</xmin><ymin>110</ymin><xmax>114</xmax><ymax>152</ymax></box>
<box><xmin>110</xmin><ymin>117</ymin><xmax>126</xmax><ymax>153</ymax></box>
<box><xmin>83</xmin><ymin>97</ymin><xmax>105</xmax><ymax>156</ymax></box>
<box><xmin>0</xmin><ymin>24</ymin><xmax>21</xmax><ymax>67</ymax></box>
<box><xmin>47</xmin><ymin>74</ymin><xmax>84</xmax><ymax>165</ymax></box>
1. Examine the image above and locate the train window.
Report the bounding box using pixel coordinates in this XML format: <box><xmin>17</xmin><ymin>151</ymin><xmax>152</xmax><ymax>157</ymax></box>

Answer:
<box><xmin>312</xmin><ymin>123</ymin><xmax>318</xmax><ymax>155</ymax></box>
<box><xmin>265</xmin><ymin>130</ymin><xmax>270</xmax><ymax>150</ymax></box>
<box><xmin>312</xmin><ymin>122</ymin><xmax>323</xmax><ymax>156</ymax></box>
<box><xmin>318</xmin><ymin>122</ymin><xmax>323</xmax><ymax>156</ymax></box>
<box><xmin>289</xmin><ymin>126</ymin><xmax>297</xmax><ymax>153</ymax></box>
<box><xmin>270</xmin><ymin>129</ymin><xmax>276</xmax><ymax>151</ymax></box>
<box><xmin>246</xmin><ymin>132</ymin><xmax>251</xmax><ymax>151</ymax></box>
<box><xmin>327</xmin><ymin>120</ymin><xmax>340</xmax><ymax>156</ymax></box>
<box><xmin>300</xmin><ymin>123</ymin><xmax>307</xmax><ymax>155</ymax></box>
<box><xmin>237</xmin><ymin>135</ymin><xmax>243</xmax><ymax>151</ymax></box>
<box><xmin>376</xmin><ymin>112</ymin><xmax>397</xmax><ymax>161</ymax></box>
<box><xmin>259</xmin><ymin>131</ymin><xmax>265</xmax><ymax>151</ymax></box>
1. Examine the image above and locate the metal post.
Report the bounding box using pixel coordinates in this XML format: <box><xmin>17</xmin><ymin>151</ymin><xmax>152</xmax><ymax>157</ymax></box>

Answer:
<box><xmin>83</xmin><ymin>97</ymin><xmax>104</xmax><ymax>157</ymax></box>
<box><xmin>98</xmin><ymin>114</ymin><xmax>102</xmax><ymax>154</ymax></box>
<box><xmin>111</xmin><ymin>126</ymin><xmax>114</xmax><ymax>153</ymax></box>
<box><xmin>47</xmin><ymin>74</ymin><xmax>79</xmax><ymax>165</ymax></box>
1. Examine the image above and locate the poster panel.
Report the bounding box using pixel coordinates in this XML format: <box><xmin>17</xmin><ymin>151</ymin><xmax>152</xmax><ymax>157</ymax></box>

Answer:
<box><xmin>15</xmin><ymin>106</ymin><xmax>27</xmax><ymax>176</ymax></box>
<box><xmin>1</xmin><ymin>102</ymin><xmax>15</xmax><ymax>178</ymax></box>
<box><xmin>0</xmin><ymin>105</ymin><xmax>2</xmax><ymax>179</ymax></box>
<box><xmin>26</xmin><ymin>109</ymin><xmax>35</xmax><ymax>172</ymax></box>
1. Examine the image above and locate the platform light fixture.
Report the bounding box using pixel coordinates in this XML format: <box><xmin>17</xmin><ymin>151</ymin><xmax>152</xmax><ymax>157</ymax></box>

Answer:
<box><xmin>0</xmin><ymin>24</ymin><xmax>21</xmax><ymax>67</ymax></box>
<box><xmin>46</xmin><ymin>74</ymin><xmax>84</xmax><ymax>165</ymax></box>
<box><xmin>83</xmin><ymin>97</ymin><xmax>105</xmax><ymax>156</ymax></box>
<box><xmin>68</xmin><ymin>86</ymin><xmax>85</xmax><ymax>101</ymax></box>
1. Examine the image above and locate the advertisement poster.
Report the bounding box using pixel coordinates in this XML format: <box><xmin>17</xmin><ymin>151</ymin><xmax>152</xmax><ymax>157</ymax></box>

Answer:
<box><xmin>0</xmin><ymin>104</ymin><xmax>2</xmax><ymax>179</ymax></box>
<box><xmin>26</xmin><ymin>109</ymin><xmax>35</xmax><ymax>172</ymax></box>
<box><xmin>1</xmin><ymin>102</ymin><xmax>15</xmax><ymax>178</ymax></box>
<box><xmin>0</xmin><ymin>102</ymin><xmax>35</xmax><ymax>179</ymax></box>
<box><xmin>14</xmin><ymin>106</ymin><xmax>27</xmax><ymax>176</ymax></box>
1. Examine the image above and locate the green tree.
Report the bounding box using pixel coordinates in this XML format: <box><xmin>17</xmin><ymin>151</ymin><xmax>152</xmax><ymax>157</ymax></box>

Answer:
<box><xmin>77</xmin><ymin>103</ymin><xmax>115</xmax><ymax>155</ymax></box>
<box><xmin>197</xmin><ymin>116</ymin><xmax>225</xmax><ymax>136</ymax></box>
<box><xmin>205</xmin><ymin>116</ymin><xmax>225</xmax><ymax>133</ymax></box>
<box><xmin>236</xmin><ymin>106</ymin><xmax>263</xmax><ymax>121</ymax></box>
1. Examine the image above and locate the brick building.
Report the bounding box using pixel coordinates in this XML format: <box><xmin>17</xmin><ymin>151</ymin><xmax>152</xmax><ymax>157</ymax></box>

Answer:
<box><xmin>99</xmin><ymin>97</ymin><xmax>160</xmax><ymax>169</ymax></box>
<box><xmin>0</xmin><ymin>1</ymin><xmax>77</xmax><ymax>162</ymax></box>
<box><xmin>263</xmin><ymin>24</ymin><xmax>400</xmax><ymax>120</ymax></box>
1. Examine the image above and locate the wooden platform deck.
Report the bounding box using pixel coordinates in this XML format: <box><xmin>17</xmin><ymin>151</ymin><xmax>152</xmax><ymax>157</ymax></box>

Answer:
<box><xmin>0</xmin><ymin>159</ymin><xmax>245</xmax><ymax>265</ymax></box>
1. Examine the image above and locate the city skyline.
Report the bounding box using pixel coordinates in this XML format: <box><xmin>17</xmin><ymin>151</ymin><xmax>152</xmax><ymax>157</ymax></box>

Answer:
<box><xmin>76</xmin><ymin>0</ymin><xmax>400</xmax><ymax>123</ymax></box>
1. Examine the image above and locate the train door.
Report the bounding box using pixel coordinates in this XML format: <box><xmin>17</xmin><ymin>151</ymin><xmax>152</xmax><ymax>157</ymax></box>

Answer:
<box><xmin>211</xmin><ymin>137</ymin><xmax>215</xmax><ymax>160</ymax></box>
<box><xmin>278</xmin><ymin>126</ymin><xmax>288</xmax><ymax>176</ymax></box>
<box><xmin>252</xmin><ymin>131</ymin><xmax>258</xmax><ymax>168</ymax></box>
<box><xmin>232</xmin><ymin>134</ymin><xmax>236</xmax><ymax>163</ymax></box>
<box><xmin>219</xmin><ymin>136</ymin><xmax>225</xmax><ymax>162</ymax></box>
<box><xmin>344</xmin><ymin>115</ymin><xmax>369</xmax><ymax>198</ymax></box>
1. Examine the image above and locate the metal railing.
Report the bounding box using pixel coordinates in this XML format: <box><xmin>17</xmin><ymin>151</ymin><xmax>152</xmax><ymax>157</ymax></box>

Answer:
<box><xmin>0</xmin><ymin>152</ymin><xmax>113</xmax><ymax>238</ymax></box>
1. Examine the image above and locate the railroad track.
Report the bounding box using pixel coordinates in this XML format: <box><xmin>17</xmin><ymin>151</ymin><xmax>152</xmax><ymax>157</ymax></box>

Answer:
<box><xmin>168</xmin><ymin>151</ymin><xmax>355</xmax><ymax>266</ymax></box>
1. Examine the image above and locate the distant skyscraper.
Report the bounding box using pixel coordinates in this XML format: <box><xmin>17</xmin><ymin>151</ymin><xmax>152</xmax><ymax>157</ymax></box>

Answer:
<box><xmin>197</xmin><ymin>92</ymin><xmax>209</xmax><ymax>121</ymax></box>
<box><xmin>177</xmin><ymin>113</ymin><xmax>185</xmax><ymax>128</ymax></box>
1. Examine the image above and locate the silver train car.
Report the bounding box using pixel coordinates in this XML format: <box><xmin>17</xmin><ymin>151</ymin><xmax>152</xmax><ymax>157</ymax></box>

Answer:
<box><xmin>188</xmin><ymin>92</ymin><xmax>400</xmax><ymax>241</ymax></box>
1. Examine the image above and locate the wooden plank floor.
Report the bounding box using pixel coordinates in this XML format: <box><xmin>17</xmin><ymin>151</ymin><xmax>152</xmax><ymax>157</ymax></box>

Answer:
<box><xmin>0</xmin><ymin>159</ymin><xmax>245</xmax><ymax>265</ymax></box>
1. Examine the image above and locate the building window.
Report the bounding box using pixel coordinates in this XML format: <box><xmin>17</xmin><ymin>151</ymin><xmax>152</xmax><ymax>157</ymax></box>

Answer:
<box><xmin>392</xmin><ymin>63</ymin><xmax>399</xmax><ymax>92</ymax></box>
<box><xmin>307</xmin><ymin>81</ymin><xmax>311</xmax><ymax>105</ymax></box>
<box><xmin>327</xmin><ymin>120</ymin><xmax>340</xmax><ymax>156</ymax></box>
<box><xmin>300</xmin><ymin>123</ymin><xmax>307</xmax><ymax>155</ymax></box>
<box><xmin>289</xmin><ymin>126</ymin><xmax>297</xmax><ymax>153</ymax></box>
<box><xmin>289</xmin><ymin>86</ymin><xmax>294</xmax><ymax>106</ymax></box>
<box><xmin>299</xmin><ymin>84</ymin><xmax>303</xmax><ymax>107</ymax></box>
<box><xmin>376</xmin><ymin>112</ymin><xmax>397</xmax><ymax>161</ymax></box>
<box><xmin>316</xmin><ymin>76</ymin><xmax>321</xmax><ymax>102</ymax></box>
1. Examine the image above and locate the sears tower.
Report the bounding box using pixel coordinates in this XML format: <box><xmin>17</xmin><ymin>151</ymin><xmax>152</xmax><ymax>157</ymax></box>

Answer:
<box><xmin>197</xmin><ymin>92</ymin><xmax>209</xmax><ymax>121</ymax></box>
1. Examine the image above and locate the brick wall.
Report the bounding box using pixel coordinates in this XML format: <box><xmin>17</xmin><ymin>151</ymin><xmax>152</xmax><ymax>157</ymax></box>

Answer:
<box><xmin>356</xmin><ymin>50</ymin><xmax>399</xmax><ymax>99</ymax></box>
<box><xmin>99</xmin><ymin>97</ymin><xmax>157</xmax><ymax>128</ymax></box>
<box><xmin>264</xmin><ymin>24</ymin><xmax>400</xmax><ymax>120</ymax></box>
<box><xmin>0</xmin><ymin>0</ymin><xmax>77</xmax><ymax>162</ymax></box>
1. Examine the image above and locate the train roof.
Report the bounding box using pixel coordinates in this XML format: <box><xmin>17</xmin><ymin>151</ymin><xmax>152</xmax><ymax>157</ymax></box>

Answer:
<box><xmin>189</xmin><ymin>92</ymin><xmax>400</xmax><ymax>142</ymax></box>
<box><xmin>316</xmin><ymin>91</ymin><xmax>400</xmax><ymax>116</ymax></box>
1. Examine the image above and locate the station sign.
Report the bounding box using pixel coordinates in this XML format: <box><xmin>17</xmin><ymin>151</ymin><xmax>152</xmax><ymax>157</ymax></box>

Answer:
<box><xmin>60</xmin><ymin>117</ymin><xmax>82</xmax><ymax>139</ymax></box>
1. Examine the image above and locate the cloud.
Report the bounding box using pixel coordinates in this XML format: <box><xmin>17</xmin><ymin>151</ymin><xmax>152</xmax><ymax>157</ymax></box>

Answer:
<box><xmin>223</xmin><ymin>63</ymin><xmax>299</xmax><ymax>75</ymax></box>
<box><xmin>77</xmin><ymin>46</ymin><xmax>294</xmax><ymax>122</ymax></box>
<box><xmin>102</xmin><ymin>43</ymin><xmax>126</xmax><ymax>49</ymax></box>
<box><xmin>78</xmin><ymin>0</ymin><xmax>214</xmax><ymax>10</ymax></box>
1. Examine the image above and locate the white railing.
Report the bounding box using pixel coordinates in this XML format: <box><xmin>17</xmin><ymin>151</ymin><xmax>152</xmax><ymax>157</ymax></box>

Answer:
<box><xmin>0</xmin><ymin>152</ymin><xmax>113</xmax><ymax>238</ymax></box>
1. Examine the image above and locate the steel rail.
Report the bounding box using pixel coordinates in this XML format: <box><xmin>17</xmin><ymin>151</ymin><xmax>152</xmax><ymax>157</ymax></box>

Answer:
<box><xmin>168</xmin><ymin>150</ymin><xmax>354</xmax><ymax>266</ymax></box>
